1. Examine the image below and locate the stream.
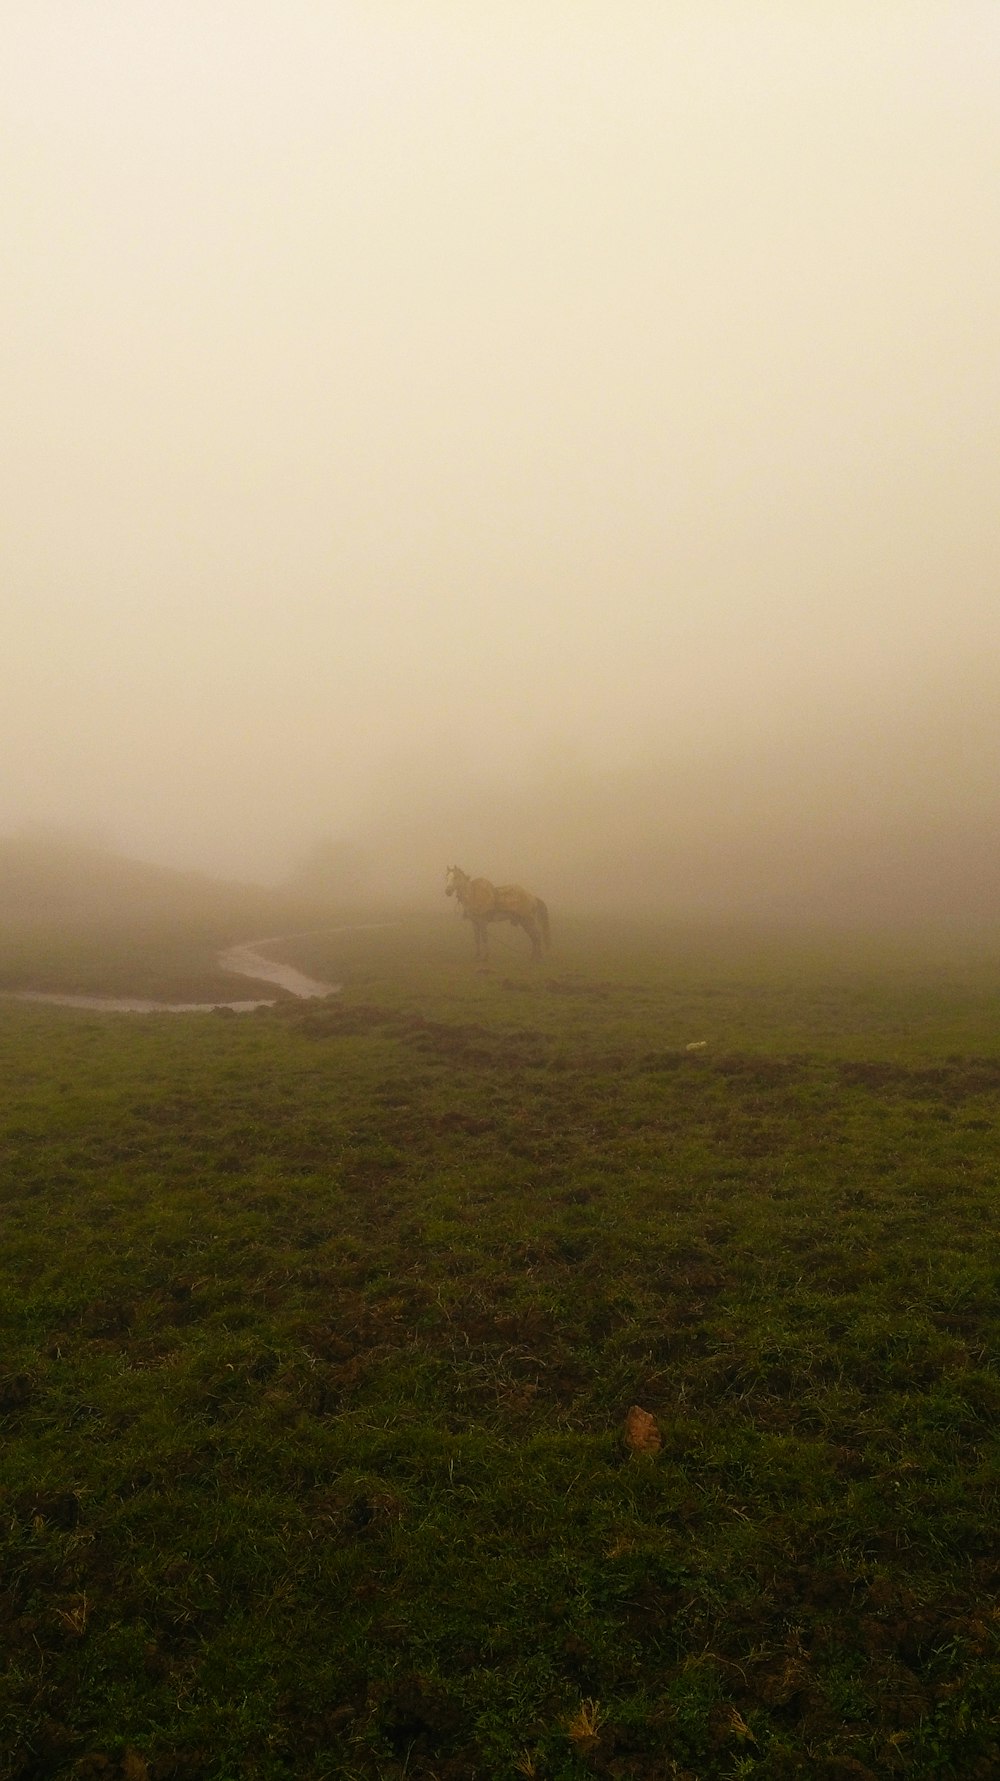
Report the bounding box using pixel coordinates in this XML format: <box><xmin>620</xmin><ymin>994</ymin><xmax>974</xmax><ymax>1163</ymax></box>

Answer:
<box><xmin>6</xmin><ymin>934</ymin><xmax>341</xmax><ymax>1014</ymax></box>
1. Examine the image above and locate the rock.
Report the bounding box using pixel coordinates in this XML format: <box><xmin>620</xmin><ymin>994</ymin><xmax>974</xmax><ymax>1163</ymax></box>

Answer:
<box><xmin>623</xmin><ymin>1405</ymin><xmax>661</xmax><ymax>1455</ymax></box>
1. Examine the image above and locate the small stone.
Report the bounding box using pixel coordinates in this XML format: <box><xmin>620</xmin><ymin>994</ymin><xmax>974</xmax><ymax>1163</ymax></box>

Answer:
<box><xmin>624</xmin><ymin>1405</ymin><xmax>661</xmax><ymax>1455</ymax></box>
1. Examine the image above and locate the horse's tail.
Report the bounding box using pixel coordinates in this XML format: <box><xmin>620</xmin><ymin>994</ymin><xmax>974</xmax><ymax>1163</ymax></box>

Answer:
<box><xmin>535</xmin><ymin>898</ymin><xmax>551</xmax><ymax>951</ymax></box>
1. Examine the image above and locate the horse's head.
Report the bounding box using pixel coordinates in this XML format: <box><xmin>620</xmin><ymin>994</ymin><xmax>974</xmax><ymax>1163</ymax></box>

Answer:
<box><xmin>445</xmin><ymin>865</ymin><xmax>466</xmax><ymax>900</ymax></box>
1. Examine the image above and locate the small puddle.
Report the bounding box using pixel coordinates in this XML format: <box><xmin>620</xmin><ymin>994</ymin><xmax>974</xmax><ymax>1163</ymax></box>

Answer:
<box><xmin>6</xmin><ymin>932</ymin><xmax>342</xmax><ymax>1015</ymax></box>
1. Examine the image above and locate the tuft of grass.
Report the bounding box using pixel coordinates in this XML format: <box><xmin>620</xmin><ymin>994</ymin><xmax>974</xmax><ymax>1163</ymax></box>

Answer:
<box><xmin>565</xmin><ymin>1697</ymin><xmax>604</xmax><ymax>1743</ymax></box>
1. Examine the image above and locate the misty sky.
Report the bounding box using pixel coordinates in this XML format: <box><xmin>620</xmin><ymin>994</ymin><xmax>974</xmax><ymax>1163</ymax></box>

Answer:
<box><xmin>4</xmin><ymin>3</ymin><xmax>1000</xmax><ymax>898</ymax></box>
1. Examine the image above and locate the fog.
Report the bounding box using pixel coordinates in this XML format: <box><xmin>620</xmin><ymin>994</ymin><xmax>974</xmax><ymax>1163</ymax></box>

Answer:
<box><xmin>4</xmin><ymin>4</ymin><xmax>999</xmax><ymax>924</ymax></box>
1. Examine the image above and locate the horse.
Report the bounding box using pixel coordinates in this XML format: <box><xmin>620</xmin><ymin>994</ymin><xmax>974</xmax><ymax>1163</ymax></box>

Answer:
<box><xmin>445</xmin><ymin>865</ymin><xmax>551</xmax><ymax>962</ymax></box>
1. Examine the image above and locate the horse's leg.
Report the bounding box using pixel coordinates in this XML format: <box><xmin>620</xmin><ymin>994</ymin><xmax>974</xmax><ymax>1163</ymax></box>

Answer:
<box><xmin>522</xmin><ymin>915</ymin><xmax>541</xmax><ymax>961</ymax></box>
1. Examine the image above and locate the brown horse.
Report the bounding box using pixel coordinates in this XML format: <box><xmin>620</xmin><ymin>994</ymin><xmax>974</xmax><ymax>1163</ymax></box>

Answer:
<box><xmin>445</xmin><ymin>865</ymin><xmax>551</xmax><ymax>962</ymax></box>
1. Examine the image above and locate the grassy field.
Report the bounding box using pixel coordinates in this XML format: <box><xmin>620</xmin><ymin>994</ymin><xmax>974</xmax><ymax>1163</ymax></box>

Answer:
<box><xmin>3</xmin><ymin>914</ymin><xmax>1000</xmax><ymax>1779</ymax></box>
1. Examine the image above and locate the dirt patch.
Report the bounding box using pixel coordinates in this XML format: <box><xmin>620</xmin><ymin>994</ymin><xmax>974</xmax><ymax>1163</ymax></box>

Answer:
<box><xmin>545</xmin><ymin>977</ymin><xmax>611</xmax><ymax>999</ymax></box>
<box><xmin>291</xmin><ymin>1002</ymin><xmax>548</xmax><ymax>1067</ymax></box>
<box><xmin>838</xmin><ymin>1057</ymin><xmax>1000</xmax><ymax>1100</ymax></box>
<box><xmin>713</xmin><ymin>1054</ymin><xmax>808</xmax><ymax>1084</ymax></box>
<box><xmin>293</xmin><ymin>1003</ymin><xmax>396</xmax><ymax>1038</ymax></box>
<box><xmin>0</xmin><ymin>1374</ymin><xmax>35</xmax><ymax>1413</ymax></box>
<box><xmin>425</xmin><ymin>1110</ymin><xmax>498</xmax><ymax>1136</ymax></box>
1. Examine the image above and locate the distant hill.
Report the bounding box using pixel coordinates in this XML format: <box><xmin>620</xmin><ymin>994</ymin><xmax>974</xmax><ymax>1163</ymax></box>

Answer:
<box><xmin>0</xmin><ymin>834</ymin><xmax>298</xmax><ymax>934</ymax></box>
<box><xmin>0</xmin><ymin>836</ymin><xmax>325</xmax><ymax>998</ymax></box>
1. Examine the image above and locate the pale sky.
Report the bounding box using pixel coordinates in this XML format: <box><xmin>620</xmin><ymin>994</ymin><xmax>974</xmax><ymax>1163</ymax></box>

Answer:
<box><xmin>4</xmin><ymin>3</ymin><xmax>1000</xmax><ymax>905</ymax></box>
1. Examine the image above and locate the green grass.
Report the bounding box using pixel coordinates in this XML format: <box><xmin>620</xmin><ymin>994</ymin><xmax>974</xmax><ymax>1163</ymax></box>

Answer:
<box><xmin>3</xmin><ymin>914</ymin><xmax>1000</xmax><ymax>1778</ymax></box>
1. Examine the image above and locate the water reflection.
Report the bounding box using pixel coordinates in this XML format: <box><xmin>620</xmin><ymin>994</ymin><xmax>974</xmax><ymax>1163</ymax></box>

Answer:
<box><xmin>10</xmin><ymin>990</ymin><xmax>275</xmax><ymax>1014</ymax></box>
<box><xmin>219</xmin><ymin>940</ymin><xmax>338</xmax><ymax>1000</ymax></box>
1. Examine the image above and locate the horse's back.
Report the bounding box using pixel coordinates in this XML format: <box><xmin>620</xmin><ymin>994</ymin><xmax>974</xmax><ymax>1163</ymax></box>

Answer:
<box><xmin>494</xmin><ymin>883</ymin><xmax>535</xmax><ymax>918</ymax></box>
<box><xmin>462</xmin><ymin>874</ymin><xmax>543</xmax><ymax>926</ymax></box>
<box><xmin>466</xmin><ymin>876</ymin><xmax>499</xmax><ymax>917</ymax></box>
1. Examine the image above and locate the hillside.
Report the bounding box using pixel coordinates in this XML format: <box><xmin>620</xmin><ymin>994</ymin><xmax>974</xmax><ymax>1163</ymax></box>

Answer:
<box><xmin>0</xmin><ymin>837</ymin><xmax>312</xmax><ymax>1000</ymax></box>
